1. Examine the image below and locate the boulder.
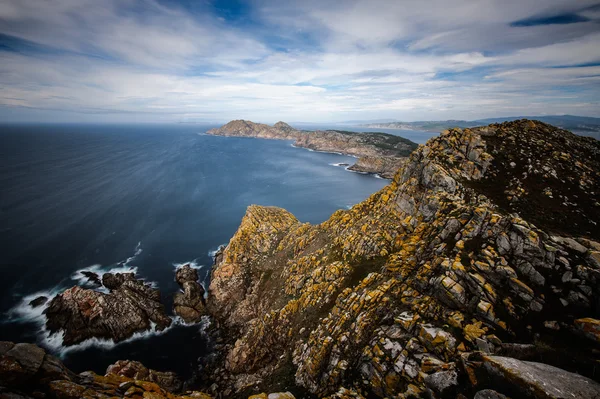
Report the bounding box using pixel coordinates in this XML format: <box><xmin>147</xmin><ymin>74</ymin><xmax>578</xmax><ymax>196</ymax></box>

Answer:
<box><xmin>474</xmin><ymin>390</ymin><xmax>508</xmax><ymax>399</ymax></box>
<box><xmin>424</xmin><ymin>369</ymin><xmax>458</xmax><ymax>398</ymax></box>
<box><xmin>173</xmin><ymin>264</ymin><xmax>207</xmax><ymax>323</ymax></box>
<box><xmin>106</xmin><ymin>360</ymin><xmax>182</xmax><ymax>392</ymax></box>
<box><xmin>44</xmin><ymin>273</ymin><xmax>171</xmax><ymax>346</ymax></box>
<box><xmin>481</xmin><ymin>355</ymin><xmax>600</xmax><ymax>399</ymax></box>
<box><xmin>28</xmin><ymin>296</ymin><xmax>48</xmax><ymax>308</ymax></box>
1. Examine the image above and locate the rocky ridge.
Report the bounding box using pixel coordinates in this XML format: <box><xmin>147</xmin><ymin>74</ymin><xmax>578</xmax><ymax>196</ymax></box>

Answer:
<box><xmin>205</xmin><ymin>120</ymin><xmax>600</xmax><ymax>397</ymax></box>
<box><xmin>207</xmin><ymin>120</ymin><xmax>417</xmax><ymax>178</ymax></box>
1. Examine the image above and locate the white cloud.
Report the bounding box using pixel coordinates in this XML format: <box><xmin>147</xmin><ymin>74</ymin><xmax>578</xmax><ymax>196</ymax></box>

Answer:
<box><xmin>0</xmin><ymin>0</ymin><xmax>599</xmax><ymax>122</ymax></box>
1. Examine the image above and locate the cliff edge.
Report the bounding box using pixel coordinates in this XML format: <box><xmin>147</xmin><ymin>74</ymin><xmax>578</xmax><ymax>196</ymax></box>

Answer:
<box><xmin>207</xmin><ymin>120</ymin><xmax>600</xmax><ymax>398</ymax></box>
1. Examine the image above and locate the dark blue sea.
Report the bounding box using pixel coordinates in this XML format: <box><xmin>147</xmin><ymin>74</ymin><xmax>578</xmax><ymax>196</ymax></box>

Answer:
<box><xmin>0</xmin><ymin>123</ymin><xmax>435</xmax><ymax>377</ymax></box>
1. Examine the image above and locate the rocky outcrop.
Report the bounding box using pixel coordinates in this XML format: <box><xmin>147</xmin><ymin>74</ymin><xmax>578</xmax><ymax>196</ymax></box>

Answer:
<box><xmin>347</xmin><ymin>156</ymin><xmax>408</xmax><ymax>178</ymax></box>
<box><xmin>44</xmin><ymin>272</ymin><xmax>172</xmax><ymax>346</ymax></box>
<box><xmin>207</xmin><ymin>120</ymin><xmax>417</xmax><ymax>178</ymax></box>
<box><xmin>106</xmin><ymin>359</ymin><xmax>183</xmax><ymax>392</ymax></box>
<box><xmin>206</xmin><ymin>120</ymin><xmax>600</xmax><ymax>397</ymax></box>
<box><xmin>173</xmin><ymin>264</ymin><xmax>207</xmax><ymax>323</ymax></box>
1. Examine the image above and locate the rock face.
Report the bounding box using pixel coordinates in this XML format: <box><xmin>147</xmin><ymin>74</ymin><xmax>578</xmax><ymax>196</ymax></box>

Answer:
<box><xmin>207</xmin><ymin>120</ymin><xmax>417</xmax><ymax>178</ymax></box>
<box><xmin>173</xmin><ymin>264</ymin><xmax>207</xmax><ymax>323</ymax></box>
<box><xmin>206</xmin><ymin>120</ymin><xmax>600</xmax><ymax>397</ymax></box>
<box><xmin>44</xmin><ymin>272</ymin><xmax>172</xmax><ymax>346</ymax></box>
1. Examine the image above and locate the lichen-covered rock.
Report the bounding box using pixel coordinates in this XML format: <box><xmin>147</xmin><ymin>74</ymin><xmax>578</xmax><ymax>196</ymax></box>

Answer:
<box><xmin>107</xmin><ymin>359</ymin><xmax>183</xmax><ymax>392</ymax></box>
<box><xmin>207</xmin><ymin>120</ymin><xmax>600</xmax><ymax>396</ymax></box>
<box><xmin>44</xmin><ymin>272</ymin><xmax>172</xmax><ymax>346</ymax></box>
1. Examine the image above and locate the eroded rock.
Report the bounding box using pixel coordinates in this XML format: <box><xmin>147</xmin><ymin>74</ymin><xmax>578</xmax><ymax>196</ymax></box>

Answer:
<box><xmin>44</xmin><ymin>273</ymin><xmax>171</xmax><ymax>346</ymax></box>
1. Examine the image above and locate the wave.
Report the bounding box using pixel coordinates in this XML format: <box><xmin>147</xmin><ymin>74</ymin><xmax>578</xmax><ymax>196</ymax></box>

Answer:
<box><xmin>4</xmin><ymin>242</ymin><xmax>168</xmax><ymax>355</ymax></box>
<box><xmin>172</xmin><ymin>259</ymin><xmax>204</xmax><ymax>272</ymax></box>
<box><xmin>207</xmin><ymin>244</ymin><xmax>227</xmax><ymax>258</ymax></box>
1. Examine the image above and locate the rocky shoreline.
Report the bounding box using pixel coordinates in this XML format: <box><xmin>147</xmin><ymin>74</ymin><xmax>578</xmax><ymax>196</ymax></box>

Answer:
<box><xmin>207</xmin><ymin>120</ymin><xmax>418</xmax><ymax>179</ymax></box>
<box><xmin>2</xmin><ymin>119</ymin><xmax>600</xmax><ymax>398</ymax></box>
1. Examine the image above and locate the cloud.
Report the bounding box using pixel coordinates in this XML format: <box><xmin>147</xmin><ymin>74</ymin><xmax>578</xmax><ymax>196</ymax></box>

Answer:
<box><xmin>0</xmin><ymin>0</ymin><xmax>599</xmax><ymax>122</ymax></box>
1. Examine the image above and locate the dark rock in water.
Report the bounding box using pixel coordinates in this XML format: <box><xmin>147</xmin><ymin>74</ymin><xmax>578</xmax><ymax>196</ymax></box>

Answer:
<box><xmin>173</xmin><ymin>264</ymin><xmax>207</xmax><ymax>323</ymax></box>
<box><xmin>102</xmin><ymin>271</ymin><xmax>135</xmax><ymax>290</ymax></box>
<box><xmin>106</xmin><ymin>360</ymin><xmax>182</xmax><ymax>392</ymax></box>
<box><xmin>28</xmin><ymin>296</ymin><xmax>48</xmax><ymax>308</ymax></box>
<box><xmin>44</xmin><ymin>273</ymin><xmax>171</xmax><ymax>346</ymax></box>
<box><xmin>480</xmin><ymin>355</ymin><xmax>600</xmax><ymax>399</ymax></box>
<box><xmin>175</xmin><ymin>263</ymin><xmax>198</xmax><ymax>286</ymax></box>
<box><xmin>79</xmin><ymin>270</ymin><xmax>102</xmax><ymax>287</ymax></box>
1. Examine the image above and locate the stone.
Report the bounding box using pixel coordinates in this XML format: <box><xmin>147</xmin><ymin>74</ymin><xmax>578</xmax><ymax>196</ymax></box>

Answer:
<box><xmin>474</xmin><ymin>390</ymin><xmax>508</xmax><ymax>399</ymax></box>
<box><xmin>28</xmin><ymin>296</ymin><xmax>48</xmax><ymax>308</ymax></box>
<box><xmin>44</xmin><ymin>274</ymin><xmax>171</xmax><ymax>346</ymax></box>
<box><xmin>481</xmin><ymin>355</ymin><xmax>600</xmax><ymax>399</ymax></box>
<box><xmin>5</xmin><ymin>343</ymin><xmax>45</xmax><ymax>374</ymax></box>
<box><xmin>107</xmin><ymin>360</ymin><xmax>182</xmax><ymax>392</ymax></box>
<box><xmin>173</xmin><ymin>264</ymin><xmax>207</xmax><ymax>323</ymax></box>
<box><xmin>424</xmin><ymin>369</ymin><xmax>458</xmax><ymax>397</ymax></box>
<box><xmin>267</xmin><ymin>393</ymin><xmax>295</xmax><ymax>399</ymax></box>
<box><xmin>574</xmin><ymin>318</ymin><xmax>600</xmax><ymax>343</ymax></box>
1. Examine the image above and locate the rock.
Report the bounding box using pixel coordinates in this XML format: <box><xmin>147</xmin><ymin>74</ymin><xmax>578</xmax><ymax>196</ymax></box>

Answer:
<box><xmin>424</xmin><ymin>369</ymin><xmax>458</xmax><ymax>398</ymax></box>
<box><xmin>574</xmin><ymin>318</ymin><xmax>600</xmax><ymax>343</ymax></box>
<box><xmin>481</xmin><ymin>355</ymin><xmax>600</xmax><ymax>399</ymax></box>
<box><xmin>48</xmin><ymin>380</ymin><xmax>86</xmax><ymax>399</ymax></box>
<box><xmin>79</xmin><ymin>270</ymin><xmax>102</xmax><ymax>287</ymax></box>
<box><xmin>5</xmin><ymin>343</ymin><xmax>45</xmax><ymax>375</ymax></box>
<box><xmin>107</xmin><ymin>360</ymin><xmax>182</xmax><ymax>392</ymax></box>
<box><xmin>173</xmin><ymin>264</ymin><xmax>207</xmax><ymax>323</ymax></box>
<box><xmin>203</xmin><ymin>120</ymin><xmax>600</xmax><ymax>396</ymax></box>
<box><xmin>267</xmin><ymin>393</ymin><xmax>295</xmax><ymax>399</ymax></box>
<box><xmin>102</xmin><ymin>271</ymin><xmax>135</xmax><ymax>290</ymax></box>
<box><xmin>0</xmin><ymin>341</ymin><xmax>213</xmax><ymax>399</ymax></box>
<box><xmin>347</xmin><ymin>156</ymin><xmax>408</xmax><ymax>179</ymax></box>
<box><xmin>28</xmin><ymin>296</ymin><xmax>48</xmax><ymax>308</ymax></box>
<box><xmin>474</xmin><ymin>390</ymin><xmax>508</xmax><ymax>399</ymax></box>
<box><xmin>44</xmin><ymin>274</ymin><xmax>171</xmax><ymax>346</ymax></box>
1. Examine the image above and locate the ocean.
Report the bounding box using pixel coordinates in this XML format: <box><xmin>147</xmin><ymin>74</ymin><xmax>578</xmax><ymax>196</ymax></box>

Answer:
<box><xmin>0</xmin><ymin>123</ymin><xmax>435</xmax><ymax>377</ymax></box>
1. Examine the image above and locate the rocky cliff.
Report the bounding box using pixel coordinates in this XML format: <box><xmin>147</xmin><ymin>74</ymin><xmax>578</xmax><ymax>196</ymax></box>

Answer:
<box><xmin>207</xmin><ymin>120</ymin><xmax>417</xmax><ymax>178</ymax></box>
<box><xmin>3</xmin><ymin>120</ymin><xmax>600</xmax><ymax>399</ymax></box>
<box><xmin>206</xmin><ymin>120</ymin><xmax>600</xmax><ymax>398</ymax></box>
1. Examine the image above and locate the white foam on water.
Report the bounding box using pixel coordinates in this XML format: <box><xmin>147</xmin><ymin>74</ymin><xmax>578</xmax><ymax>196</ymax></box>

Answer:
<box><xmin>42</xmin><ymin>319</ymin><xmax>187</xmax><ymax>357</ymax></box>
<box><xmin>5</xmin><ymin>242</ymin><xmax>167</xmax><ymax>355</ymax></box>
<box><xmin>172</xmin><ymin>259</ymin><xmax>204</xmax><ymax>272</ymax></box>
<box><xmin>207</xmin><ymin>244</ymin><xmax>227</xmax><ymax>258</ymax></box>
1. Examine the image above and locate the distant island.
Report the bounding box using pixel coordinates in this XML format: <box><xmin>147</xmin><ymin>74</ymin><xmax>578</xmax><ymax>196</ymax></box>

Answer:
<box><xmin>207</xmin><ymin>120</ymin><xmax>418</xmax><ymax>178</ymax></box>
<box><xmin>361</xmin><ymin>114</ymin><xmax>600</xmax><ymax>139</ymax></box>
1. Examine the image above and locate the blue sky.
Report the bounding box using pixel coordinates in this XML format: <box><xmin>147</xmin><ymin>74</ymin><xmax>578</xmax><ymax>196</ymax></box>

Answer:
<box><xmin>0</xmin><ymin>0</ymin><xmax>599</xmax><ymax>123</ymax></box>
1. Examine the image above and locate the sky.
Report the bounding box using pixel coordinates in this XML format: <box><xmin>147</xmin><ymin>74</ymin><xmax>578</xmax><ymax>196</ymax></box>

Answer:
<box><xmin>0</xmin><ymin>0</ymin><xmax>599</xmax><ymax>123</ymax></box>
